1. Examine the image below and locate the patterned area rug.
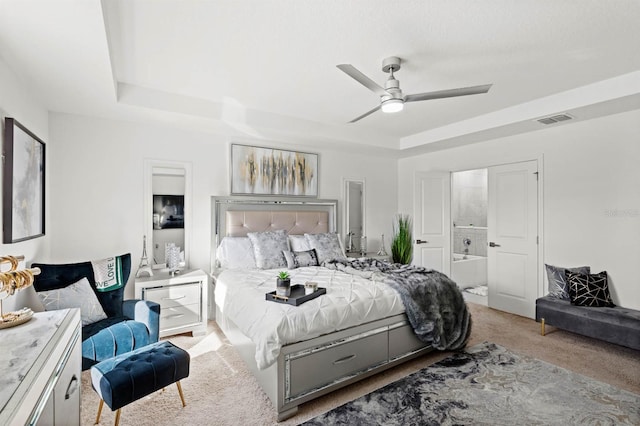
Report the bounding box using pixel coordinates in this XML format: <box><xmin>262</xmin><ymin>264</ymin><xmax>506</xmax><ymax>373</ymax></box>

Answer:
<box><xmin>464</xmin><ymin>285</ymin><xmax>488</xmax><ymax>297</ymax></box>
<box><xmin>301</xmin><ymin>342</ymin><xmax>640</xmax><ymax>425</ymax></box>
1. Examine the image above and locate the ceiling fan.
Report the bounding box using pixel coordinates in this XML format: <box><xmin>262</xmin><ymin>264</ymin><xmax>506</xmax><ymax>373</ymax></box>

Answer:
<box><xmin>337</xmin><ymin>56</ymin><xmax>492</xmax><ymax>123</ymax></box>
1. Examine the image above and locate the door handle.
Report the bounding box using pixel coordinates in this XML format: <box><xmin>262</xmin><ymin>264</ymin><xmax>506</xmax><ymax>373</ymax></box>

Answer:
<box><xmin>489</xmin><ymin>242</ymin><xmax>501</xmax><ymax>247</ymax></box>
<box><xmin>416</xmin><ymin>239</ymin><xmax>428</xmax><ymax>244</ymax></box>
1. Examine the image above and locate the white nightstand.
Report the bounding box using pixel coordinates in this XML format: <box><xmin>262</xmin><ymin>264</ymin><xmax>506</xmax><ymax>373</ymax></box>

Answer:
<box><xmin>135</xmin><ymin>269</ymin><xmax>208</xmax><ymax>337</ymax></box>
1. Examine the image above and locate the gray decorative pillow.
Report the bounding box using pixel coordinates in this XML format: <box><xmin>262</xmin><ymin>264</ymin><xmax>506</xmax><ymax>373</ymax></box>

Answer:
<box><xmin>247</xmin><ymin>229</ymin><xmax>289</xmax><ymax>269</ymax></box>
<box><xmin>545</xmin><ymin>264</ymin><xmax>590</xmax><ymax>300</ymax></box>
<box><xmin>37</xmin><ymin>277</ymin><xmax>107</xmax><ymax>326</ymax></box>
<box><xmin>305</xmin><ymin>233</ymin><xmax>346</xmax><ymax>264</ymax></box>
<box><xmin>283</xmin><ymin>249</ymin><xmax>320</xmax><ymax>269</ymax></box>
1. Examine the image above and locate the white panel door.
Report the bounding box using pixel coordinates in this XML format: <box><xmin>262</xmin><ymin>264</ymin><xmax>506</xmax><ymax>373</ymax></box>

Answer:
<box><xmin>488</xmin><ymin>161</ymin><xmax>538</xmax><ymax>318</ymax></box>
<box><xmin>413</xmin><ymin>171</ymin><xmax>451</xmax><ymax>275</ymax></box>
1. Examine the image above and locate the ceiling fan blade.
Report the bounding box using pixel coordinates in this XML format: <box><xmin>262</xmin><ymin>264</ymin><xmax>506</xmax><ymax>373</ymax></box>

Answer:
<box><xmin>349</xmin><ymin>105</ymin><xmax>381</xmax><ymax>123</ymax></box>
<box><xmin>404</xmin><ymin>84</ymin><xmax>492</xmax><ymax>103</ymax></box>
<box><xmin>337</xmin><ymin>64</ymin><xmax>388</xmax><ymax>97</ymax></box>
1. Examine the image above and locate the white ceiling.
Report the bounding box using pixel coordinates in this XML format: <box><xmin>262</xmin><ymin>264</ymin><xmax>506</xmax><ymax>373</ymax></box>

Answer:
<box><xmin>0</xmin><ymin>0</ymin><xmax>639</xmax><ymax>155</ymax></box>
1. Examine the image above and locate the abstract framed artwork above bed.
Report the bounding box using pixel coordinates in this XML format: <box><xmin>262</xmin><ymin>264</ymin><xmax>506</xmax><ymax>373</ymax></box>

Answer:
<box><xmin>210</xmin><ymin>197</ymin><xmax>472</xmax><ymax>421</ymax></box>
<box><xmin>230</xmin><ymin>144</ymin><xmax>319</xmax><ymax>197</ymax></box>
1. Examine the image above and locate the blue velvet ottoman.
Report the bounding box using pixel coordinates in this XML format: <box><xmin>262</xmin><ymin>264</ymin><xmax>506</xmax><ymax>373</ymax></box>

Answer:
<box><xmin>91</xmin><ymin>341</ymin><xmax>190</xmax><ymax>426</ymax></box>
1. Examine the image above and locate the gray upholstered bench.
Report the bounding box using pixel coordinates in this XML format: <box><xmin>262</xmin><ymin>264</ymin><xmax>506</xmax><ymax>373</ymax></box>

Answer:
<box><xmin>536</xmin><ymin>296</ymin><xmax>640</xmax><ymax>351</ymax></box>
<box><xmin>91</xmin><ymin>341</ymin><xmax>190</xmax><ymax>426</ymax></box>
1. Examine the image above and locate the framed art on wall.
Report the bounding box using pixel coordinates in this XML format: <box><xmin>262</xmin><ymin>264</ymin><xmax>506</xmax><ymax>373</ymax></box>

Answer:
<box><xmin>231</xmin><ymin>144</ymin><xmax>318</xmax><ymax>197</ymax></box>
<box><xmin>2</xmin><ymin>118</ymin><xmax>46</xmax><ymax>243</ymax></box>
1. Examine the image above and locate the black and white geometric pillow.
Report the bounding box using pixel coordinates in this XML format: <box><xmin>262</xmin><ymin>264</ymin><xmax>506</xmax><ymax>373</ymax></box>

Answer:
<box><xmin>566</xmin><ymin>270</ymin><xmax>615</xmax><ymax>307</ymax></box>
<box><xmin>545</xmin><ymin>264</ymin><xmax>590</xmax><ymax>300</ymax></box>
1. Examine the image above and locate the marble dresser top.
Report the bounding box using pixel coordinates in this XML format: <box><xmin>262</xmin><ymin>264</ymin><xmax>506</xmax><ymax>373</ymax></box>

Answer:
<box><xmin>0</xmin><ymin>309</ymin><xmax>69</xmax><ymax>413</ymax></box>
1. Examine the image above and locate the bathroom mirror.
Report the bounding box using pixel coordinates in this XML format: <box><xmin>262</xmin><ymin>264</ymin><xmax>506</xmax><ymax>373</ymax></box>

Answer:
<box><xmin>343</xmin><ymin>179</ymin><xmax>365</xmax><ymax>253</ymax></box>
<box><xmin>143</xmin><ymin>160</ymin><xmax>192</xmax><ymax>268</ymax></box>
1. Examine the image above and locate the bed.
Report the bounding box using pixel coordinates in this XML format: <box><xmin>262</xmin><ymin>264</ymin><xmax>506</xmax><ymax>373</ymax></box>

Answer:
<box><xmin>211</xmin><ymin>196</ymin><xmax>469</xmax><ymax>421</ymax></box>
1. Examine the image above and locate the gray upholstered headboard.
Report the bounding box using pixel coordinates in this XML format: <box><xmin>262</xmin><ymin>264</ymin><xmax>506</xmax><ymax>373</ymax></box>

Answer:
<box><xmin>225</xmin><ymin>210</ymin><xmax>329</xmax><ymax>237</ymax></box>
<box><xmin>211</xmin><ymin>196</ymin><xmax>339</xmax><ymax>272</ymax></box>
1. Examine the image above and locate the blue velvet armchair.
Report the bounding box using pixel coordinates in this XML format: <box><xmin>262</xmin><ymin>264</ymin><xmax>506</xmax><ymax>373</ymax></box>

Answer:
<box><xmin>32</xmin><ymin>253</ymin><xmax>160</xmax><ymax>370</ymax></box>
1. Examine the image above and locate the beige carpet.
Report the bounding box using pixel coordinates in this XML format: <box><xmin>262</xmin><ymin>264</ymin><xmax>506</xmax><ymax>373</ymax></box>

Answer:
<box><xmin>80</xmin><ymin>303</ymin><xmax>640</xmax><ymax>425</ymax></box>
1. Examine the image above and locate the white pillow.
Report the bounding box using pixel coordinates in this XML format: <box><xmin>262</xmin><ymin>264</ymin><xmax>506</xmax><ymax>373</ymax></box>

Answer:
<box><xmin>288</xmin><ymin>234</ymin><xmax>311</xmax><ymax>251</ymax></box>
<box><xmin>305</xmin><ymin>233</ymin><xmax>347</xmax><ymax>264</ymax></box>
<box><xmin>247</xmin><ymin>230</ymin><xmax>289</xmax><ymax>269</ymax></box>
<box><xmin>216</xmin><ymin>237</ymin><xmax>256</xmax><ymax>269</ymax></box>
<box><xmin>37</xmin><ymin>277</ymin><xmax>107</xmax><ymax>326</ymax></box>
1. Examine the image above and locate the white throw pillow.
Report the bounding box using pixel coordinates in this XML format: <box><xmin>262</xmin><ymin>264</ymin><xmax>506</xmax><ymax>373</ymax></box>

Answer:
<box><xmin>216</xmin><ymin>237</ymin><xmax>257</xmax><ymax>269</ymax></box>
<box><xmin>288</xmin><ymin>234</ymin><xmax>311</xmax><ymax>252</ymax></box>
<box><xmin>37</xmin><ymin>277</ymin><xmax>107</xmax><ymax>326</ymax></box>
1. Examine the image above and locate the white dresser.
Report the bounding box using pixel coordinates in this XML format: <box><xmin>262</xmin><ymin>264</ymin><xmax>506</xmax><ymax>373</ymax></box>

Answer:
<box><xmin>135</xmin><ymin>269</ymin><xmax>208</xmax><ymax>337</ymax></box>
<box><xmin>0</xmin><ymin>308</ymin><xmax>82</xmax><ymax>425</ymax></box>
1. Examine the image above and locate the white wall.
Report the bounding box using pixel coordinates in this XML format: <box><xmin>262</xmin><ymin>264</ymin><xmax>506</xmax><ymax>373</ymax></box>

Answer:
<box><xmin>0</xmin><ymin>55</ymin><xmax>50</xmax><ymax>311</ymax></box>
<box><xmin>398</xmin><ymin>109</ymin><xmax>640</xmax><ymax>310</ymax></box>
<box><xmin>48</xmin><ymin>113</ymin><xmax>398</xmax><ymax>299</ymax></box>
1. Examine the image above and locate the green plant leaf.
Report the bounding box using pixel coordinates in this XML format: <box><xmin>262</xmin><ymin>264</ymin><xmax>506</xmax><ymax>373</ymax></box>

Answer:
<box><xmin>278</xmin><ymin>271</ymin><xmax>290</xmax><ymax>279</ymax></box>
<box><xmin>391</xmin><ymin>214</ymin><xmax>413</xmax><ymax>265</ymax></box>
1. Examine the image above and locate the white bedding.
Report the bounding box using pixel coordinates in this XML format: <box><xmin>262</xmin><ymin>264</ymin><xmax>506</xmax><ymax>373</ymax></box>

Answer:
<box><xmin>215</xmin><ymin>266</ymin><xmax>405</xmax><ymax>370</ymax></box>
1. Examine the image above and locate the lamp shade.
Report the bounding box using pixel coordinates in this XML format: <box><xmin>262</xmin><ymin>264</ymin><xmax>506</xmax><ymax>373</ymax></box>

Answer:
<box><xmin>381</xmin><ymin>98</ymin><xmax>404</xmax><ymax>113</ymax></box>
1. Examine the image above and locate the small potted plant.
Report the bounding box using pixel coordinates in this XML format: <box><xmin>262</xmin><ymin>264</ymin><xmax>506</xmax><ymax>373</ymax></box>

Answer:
<box><xmin>276</xmin><ymin>271</ymin><xmax>291</xmax><ymax>297</ymax></box>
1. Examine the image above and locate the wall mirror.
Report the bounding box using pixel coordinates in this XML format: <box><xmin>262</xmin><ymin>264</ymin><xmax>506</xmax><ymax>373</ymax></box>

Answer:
<box><xmin>143</xmin><ymin>160</ymin><xmax>192</xmax><ymax>268</ymax></box>
<box><xmin>343</xmin><ymin>178</ymin><xmax>365</xmax><ymax>253</ymax></box>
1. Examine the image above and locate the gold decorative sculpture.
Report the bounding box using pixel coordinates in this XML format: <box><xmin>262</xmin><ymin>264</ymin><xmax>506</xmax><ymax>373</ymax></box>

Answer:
<box><xmin>0</xmin><ymin>255</ymin><xmax>40</xmax><ymax>328</ymax></box>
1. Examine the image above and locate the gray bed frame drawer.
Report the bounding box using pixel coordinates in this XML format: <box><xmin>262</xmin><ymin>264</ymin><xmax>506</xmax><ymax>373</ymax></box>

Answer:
<box><xmin>216</xmin><ymin>307</ymin><xmax>433</xmax><ymax>422</ymax></box>
<box><xmin>389</xmin><ymin>322</ymin><xmax>426</xmax><ymax>360</ymax></box>
<box><xmin>288</xmin><ymin>330</ymin><xmax>388</xmax><ymax>399</ymax></box>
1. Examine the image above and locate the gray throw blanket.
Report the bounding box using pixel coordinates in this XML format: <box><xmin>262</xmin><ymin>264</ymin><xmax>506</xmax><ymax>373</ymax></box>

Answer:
<box><xmin>323</xmin><ymin>258</ymin><xmax>471</xmax><ymax>351</ymax></box>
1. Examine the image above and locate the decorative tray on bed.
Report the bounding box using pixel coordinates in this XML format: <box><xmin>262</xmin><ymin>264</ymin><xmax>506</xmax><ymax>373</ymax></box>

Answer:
<box><xmin>266</xmin><ymin>284</ymin><xmax>326</xmax><ymax>306</ymax></box>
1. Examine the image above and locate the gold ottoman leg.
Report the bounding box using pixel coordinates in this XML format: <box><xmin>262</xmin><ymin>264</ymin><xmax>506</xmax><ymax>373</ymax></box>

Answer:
<box><xmin>541</xmin><ymin>318</ymin><xmax>545</xmax><ymax>336</ymax></box>
<box><xmin>114</xmin><ymin>408</ymin><xmax>121</xmax><ymax>426</ymax></box>
<box><xmin>95</xmin><ymin>399</ymin><xmax>104</xmax><ymax>424</ymax></box>
<box><xmin>176</xmin><ymin>381</ymin><xmax>187</xmax><ymax>407</ymax></box>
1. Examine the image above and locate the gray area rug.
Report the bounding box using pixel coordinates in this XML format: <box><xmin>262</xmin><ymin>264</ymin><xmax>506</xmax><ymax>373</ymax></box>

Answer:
<box><xmin>301</xmin><ymin>342</ymin><xmax>640</xmax><ymax>425</ymax></box>
<box><xmin>464</xmin><ymin>285</ymin><xmax>488</xmax><ymax>297</ymax></box>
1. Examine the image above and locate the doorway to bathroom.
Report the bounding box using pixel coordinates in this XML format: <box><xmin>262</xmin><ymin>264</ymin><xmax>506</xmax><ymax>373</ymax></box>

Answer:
<box><xmin>450</xmin><ymin>168</ymin><xmax>488</xmax><ymax>306</ymax></box>
<box><xmin>414</xmin><ymin>159</ymin><xmax>541</xmax><ymax>318</ymax></box>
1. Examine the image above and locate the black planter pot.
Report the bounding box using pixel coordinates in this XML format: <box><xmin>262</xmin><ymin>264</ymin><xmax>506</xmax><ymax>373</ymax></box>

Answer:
<box><xmin>276</xmin><ymin>278</ymin><xmax>291</xmax><ymax>296</ymax></box>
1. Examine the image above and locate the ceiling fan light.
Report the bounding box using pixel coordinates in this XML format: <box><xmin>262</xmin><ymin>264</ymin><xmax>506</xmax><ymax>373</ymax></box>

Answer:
<box><xmin>381</xmin><ymin>98</ymin><xmax>404</xmax><ymax>113</ymax></box>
